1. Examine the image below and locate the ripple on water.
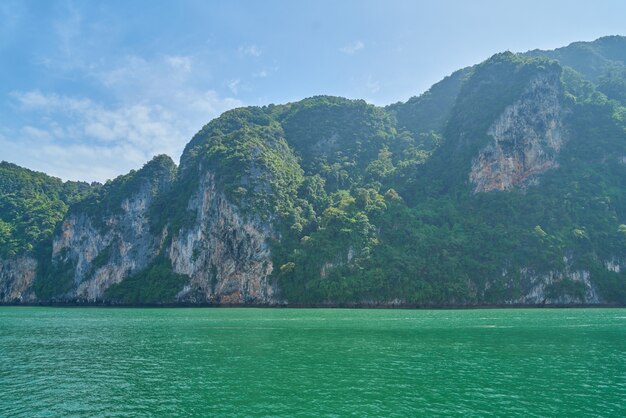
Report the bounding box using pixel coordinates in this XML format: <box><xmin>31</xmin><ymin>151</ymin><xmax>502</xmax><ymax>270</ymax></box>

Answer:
<box><xmin>0</xmin><ymin>307</ymin><xmax>624</xmax><ymax>417</ymax></box>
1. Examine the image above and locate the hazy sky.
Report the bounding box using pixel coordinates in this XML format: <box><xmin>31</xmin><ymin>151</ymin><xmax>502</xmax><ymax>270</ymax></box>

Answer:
<box><xmin>1</xmin><ymin>0</ymin><xmax>625</xmax><ymax>182</ymax></box>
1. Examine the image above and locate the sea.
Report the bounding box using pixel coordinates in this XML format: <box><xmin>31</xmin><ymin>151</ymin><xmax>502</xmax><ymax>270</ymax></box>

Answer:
<box><xmin>1</xmin><ymin>307</ymin><xmax>624</xmax><ymax>417</ymax></box>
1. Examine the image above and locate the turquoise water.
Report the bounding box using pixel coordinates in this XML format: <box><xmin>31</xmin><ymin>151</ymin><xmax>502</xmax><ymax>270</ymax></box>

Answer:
<box><xmin>0</xmin><ymin>307</ymin><xmax>624</xmax><ymax>417</ymax></box>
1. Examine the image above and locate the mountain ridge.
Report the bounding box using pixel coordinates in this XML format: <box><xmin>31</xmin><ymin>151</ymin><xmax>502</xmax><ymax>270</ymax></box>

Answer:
<box><xmin>2</xmin><ymin>36</ymin><xmax>625</xmax><ymax>306</ymax></box>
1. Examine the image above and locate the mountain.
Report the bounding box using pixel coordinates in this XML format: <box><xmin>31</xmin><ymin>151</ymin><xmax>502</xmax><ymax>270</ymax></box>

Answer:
<box><xmin>2</xmin><ymin>36</ymin><xmax>625</xmax><ymax>306</ymax></box>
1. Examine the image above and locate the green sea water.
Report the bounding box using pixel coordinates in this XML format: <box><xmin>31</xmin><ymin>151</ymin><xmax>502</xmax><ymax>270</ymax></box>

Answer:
<box><xmin>0</xmin><ymin>307</ymin><xmax>624</xmax><ymax>417</ymax></box>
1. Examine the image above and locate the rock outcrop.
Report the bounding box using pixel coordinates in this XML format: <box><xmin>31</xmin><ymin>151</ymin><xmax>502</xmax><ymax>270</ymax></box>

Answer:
<box><xmin>52</xmin><ymin>193</ymin><xmax>161</xmax><ymax>301</ymax></box>
<box><xmin>514</xmin><ymin>267</ymin><xmax>600</xmax><ymax>305</ymax></box>
<box><xmin>47</xmin><ymin>155</ymin><xmax>175</xmax><ymax>301</ymax></box>
<box><xmin>47</xmin><ymin>159</ymin><xmax>279</xmax><ymax>304</ymax></box>
<box><xmin>169</xmin><ymin>172</ymin><xmax>278</xmax><ymax>304</ymax></box>
<box><xmin>0</xmin><ymin>256</ymin><xmax>37</xmax><ymax>303</ymax></box>
<box><xmin>1</xmin><ymin>38</ymin><xmax>625</xmax><ymax>306</ymax></box>
<box><xmin>470</xmin><ymin>68</ymin><xmax>566</xmax><ymax>192</ymax></box>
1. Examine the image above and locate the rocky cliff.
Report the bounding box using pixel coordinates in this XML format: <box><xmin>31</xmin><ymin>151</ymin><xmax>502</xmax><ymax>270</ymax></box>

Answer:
<box><xmin>0</xmin><ymin>256</ymin><xmax>37</xmax><ymax>303</ymax></box>
<box><xmin>49</xmin><ymin>155</ymin><xmax>176</xmax><ymax>301</ymax></box>
<box><xmin>470</xmin><ymin>67</ymin><xmax>566</xmax><ymax>192</ymax></box>
<box><xmin>37</xmin><ymin>152</ymin><xmax>281</xmax><ymax>304</ymax></box>
<box><xmin>168</xmin><ymin>171</ymin><xmax>278</xmax><ymax>304</ymax></box>
<box><xmin>1</xmin><ymin>36</ymin><xmax>625</xmax><ymax>306</ymax></box>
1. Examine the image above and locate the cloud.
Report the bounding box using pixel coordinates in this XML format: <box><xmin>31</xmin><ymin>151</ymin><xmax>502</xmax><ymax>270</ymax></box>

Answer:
<box><xmin>166</xmin><ymin>55</ymin><xmax>192</xmax><ymax>72</ymax></box>
<box><xmin>227</xmin><ymin>79</ymin><xmax>240</xmax><ymax>95</ymax></box>
<box><xmin>0</xmin><ymin>134</ymin><xmax>144</xmax><ymax>183</ymax></box>
<box><xmin>53</xmin><ymin>2</ymin><xmax>82</xmax><ymax>57</ymax></box>
<box><xmin>238</xmin><ymin>44</ymin><xmax>262</xmax><ymax>57</ymax></box>
<box><xmin>21</xmin><ymin>126</ymin><xmax>53</xmax><ymax>141</ymax></box>
<box><xmin>4</xmin><ymin>13</ymin><xmax>248</xmax><ymax>183</ymax></box>
<box><xmin>8</xmin><ymin>87</ymin><xmax>242</xmax><ymax>182</ymax></box>
<box><xmin>339</xmin><ymin>40</ymin><xmax>364</xmax><ymax>55</ymax></box>
<box><xmin>252</xmin><ymin>65</ymin><xmax>279</xmax><ymax>78</ymax></box>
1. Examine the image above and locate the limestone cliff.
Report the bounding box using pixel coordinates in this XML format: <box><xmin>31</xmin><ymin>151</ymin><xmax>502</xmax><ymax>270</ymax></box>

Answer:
<box><xmin>1</xmin><ymin>38</ymin><xmax>625</xmax><ymax>306</ymax></box>
<box><xmin>46</xmin><ymin>157</ymin><xmax>279</xmax><ymax>304</ymax></box>
<box><xmin>487</xmin><ymin>259</ymin><xmax>603</xmax><ymax>305</ymax></box>
<box><xmin>514</xmin><ymin>267</ymin><xmax>600</xmax><ymax>305</ymax></box>
<box><xmin>168</xmin><ymin>171</ymin><xmax>278</xmax><ymax>304</ymax></box>
<box><xmin>470</xmin><ymin>68</ymin><xmax>566</xmax><ymax>192</ymax></box>
<box><xmin>0</xmin><ymin>256</ymin><xmax>37</xmax><ymax>303</ymax></box>
<box><xmin>50</xmin><ymin>156</ymin><xmax>175</xmax><ymax>301</ymax></box>
<box><xmin>52</xmin><ymin>195</ymin><xmax>161</xmax><ymax>301</ymax></box>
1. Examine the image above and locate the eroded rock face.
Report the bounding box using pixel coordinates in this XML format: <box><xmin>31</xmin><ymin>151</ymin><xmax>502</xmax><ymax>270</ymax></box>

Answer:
<box><xmin>51</xmin><ymin>184</ymin><xmax>162</xmax><ymax>301</ymax></box>
<box><xmin>0</xmin><ymin>256</ymin><xmax>37</xmax><ymax>303</ymax></box>
<box><xmin>514</xmin><ymin>268</ymin><xmax>600</xmax><ymax>304</ymax></box>
<box><xmin>169</xmin><ymin>172</ymin><xmax>278</xmax><ymax>304</ymax></box>
<box><xmin>486</xmin><ymin>255</ymin><xmax>609</xmax><ymax>305</ymax></box>
<box><xmin>470</xmin><ymin>69</ymin><xmax>566</xmax><ymax>192</ymax></box>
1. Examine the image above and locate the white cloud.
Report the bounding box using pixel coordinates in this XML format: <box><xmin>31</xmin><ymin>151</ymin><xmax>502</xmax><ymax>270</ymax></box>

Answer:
<box><xmin>238</xmin><ymin>44</ymin><xmax>262</xmax><ymax>57</ymax></box>
<box><xmin>227</xmin><ymin>79</ymin><xmax>240</xmax><ymax>95</ymax></box>
<box><xmin>252</xmin><ymin>65</ymin><xmax>279</xmax><ymax>78</ymax></box>
<box><xmin>339</xmin><ymin>40</ymin><xmax>364</xmax><ymax>55</ymax></box>
<box><xmin>53</xmin><ymin>2</ymin><xmax>82</xmax><ymax>57</ymax></box>
<box><xmin>0</xmin><ymin>134</ymin><xmax>144</xmax><ymax>183</ymax></box>
<box><xmin>8</xmin><ymin>87</ymin><xmax>242</xmax><ymax>182</ymax></box>
<box><xmin>166</xmin><ymin>55</ymin><xmax>193</xmax><ymax>72</ymax></box>
<box><xmin>21</xmin><ymin>126</ymin><xmax>53</xmax><ymax>141</ymax></box>
<box><xmin>5</xmin><ymin>29</ymin><xmax>247</xmax><ymax>182</ymax></box>
<box><xmin>12</xmin><ymin>90</ymin><xmax>92</xmax><ymax>113</ymax></box>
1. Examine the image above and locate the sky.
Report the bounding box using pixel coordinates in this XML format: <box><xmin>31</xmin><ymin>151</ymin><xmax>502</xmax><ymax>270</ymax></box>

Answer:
<box><xmin>1</xmin><ymin>0</ymin><xmax>625</xmax><ymax>183</ymax></box>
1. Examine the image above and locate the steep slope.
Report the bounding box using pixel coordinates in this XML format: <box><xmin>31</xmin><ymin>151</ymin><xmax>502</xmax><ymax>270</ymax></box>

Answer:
<box><xmin>152</xmin><ymin>107</ymin><xmax>304</xmax><ymax>304</ymax></box>
<box><xmin>0</xmin><ymin>162</ymin><xmax>93</xmax><ymax>302</ymax></box>
<box><xmin>526</xmin><ymin>35</ymin><xmax>626</xmax><ymax>83</ymax></box>
<box><xmin>1</xmin><ymin>36</ymin><xmax>625</xmax><ymax>306</ymax></box>
<box><xmin>526</xmin><ymin>35</ymin><xmax>626</xmax><ymax>105</ymax></box>
<box><xmin>402</xmin><ymin>52</ymin><xmax>626</xmax><ymax>304</ymax></box>
<box><xmin>41</xmin><ymin>155</ymin><xmax>177</xmax><ymax>302</ymax></box>
<box><xmin>387</xmin><ymin>67</ymin><xmax>472</xmax><ymax>138</ymax></box>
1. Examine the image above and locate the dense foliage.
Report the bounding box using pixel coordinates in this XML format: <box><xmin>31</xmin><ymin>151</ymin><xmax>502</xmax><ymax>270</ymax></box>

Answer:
<box><xmin>0</xmin><ymin>162</ymin><xmax>93</xmax><ymax>258</ymax></box>
<box><xmin>387</xmin><ymin>67</ymin><xmax>472</xmax><ymax>137</ymax></box>
<box><xmin>2</xmin><ymin>36</ymin><xmax>626</xmax><ymax>305</ymax></box>
<box><xmin>190</xmin><ymin>48</ymin><xmax>626</xmax><ymax>305</ymax></box>
<box><xmin>104</xmin><ymin>258</ymin><xmax>189</xmax><ymax>304</ymax></box>
<box><xmin>526</xmin><ymin>35</ymin><xmax>626</xmax><ymax>83</ymax></box>
<box><xmin>71</xmin><ymin>154</ymin><xmax>176</xmax><ymax>229</ymax></box>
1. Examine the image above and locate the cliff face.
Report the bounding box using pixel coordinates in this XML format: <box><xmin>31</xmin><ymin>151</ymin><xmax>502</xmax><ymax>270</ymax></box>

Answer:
<box><xmin>515</xmin><ymin>268</ymin><xmax>600</xmax><ymax>305</ymax></box>
<box><xmin>487</xmin><ymin>261</ymin><xmax>603</xmax><ymax>306</ymax></box>
<box><xmin>470</xmin><ymin>68</ymin><xmax>566</xmax><ymax>192</ymax></box>
<box><xmin>1</xmin><ymin>38</ymin><xmax>625</xmax><ymax>306</ymax></box>
<box><xmin>44</xmin><ymin>160</ymin><xmax>279</xmax><ymax>304</ymax></box>
<box><xmin>169</xmin><ymin>171</ymin><xmax>278</xmax><ymax>304</ymax></box>
<box><xmin>0</xmin><ymin>256</ymin><xmax>37</xmax><ymax>303</ymax></box>
<box><xmin>51</xmin><ymin>185</ymin><xmax>162</xmax><ymax>301</ymax></box>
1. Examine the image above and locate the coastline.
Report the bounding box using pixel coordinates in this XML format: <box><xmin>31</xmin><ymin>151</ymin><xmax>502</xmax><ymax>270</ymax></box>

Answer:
<box><xmin>0</xmin><ymin>301</ymin><xmax>623</xmax><ymax>309</ymax></box>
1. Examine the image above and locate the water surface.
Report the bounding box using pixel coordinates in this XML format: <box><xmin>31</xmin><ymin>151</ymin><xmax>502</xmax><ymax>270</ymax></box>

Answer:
<box><xmin>1</xmin><ymin>307</ymin><xmax>624</xmax><ymax>417</ymax></box>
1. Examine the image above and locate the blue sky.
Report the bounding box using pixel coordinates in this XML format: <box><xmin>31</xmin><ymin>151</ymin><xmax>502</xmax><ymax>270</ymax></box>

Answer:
<box><xmin>1</xmin><ymin>0</ymin><xmax>625</xmax><ymax>182</ymax></box>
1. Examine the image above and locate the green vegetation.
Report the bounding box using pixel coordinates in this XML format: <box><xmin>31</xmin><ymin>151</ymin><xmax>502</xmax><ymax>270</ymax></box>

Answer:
<box><xmin>71</xmin><ymin>154</ymin><xmax>176</xmax><ymax>230</ymax></box>
<box><xmin>2</xmin><ymin>36</ymin><xmax>626</xmax><ymax>305</ymax></box>
<box><xmin>261</xmin><ymin>51</ymin><xmax>626</xmax><ymax>304</ymax></box>
<box><xmin>32</xmin><ymin>249</ymin><xmax>76</xmax><ymax>300</ymax></box>
<box><xmin>0</xmin><ymin>162</ymin><xmax>93</xmax><ymax>258</ymax></box>
<box><xmin>104</xmin><ymin>258</ymin><xmax>189</xmax><ymax>304</ymax></box>
<box><xmin>387</xmin><ymin>67</ymin><xmax>472</xmax><ymax>137</ymax></box>
<box><xmin>526</xmin><ymin>35</ymin><xmax>626</xmax><ymax>83</ymax></box>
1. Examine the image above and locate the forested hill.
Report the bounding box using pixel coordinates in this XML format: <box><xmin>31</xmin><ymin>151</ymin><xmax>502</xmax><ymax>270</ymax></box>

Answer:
<box><xmin>1</xmin><ymin>36</ymin><xmax>625</xmax><ymax>306</ymax></box>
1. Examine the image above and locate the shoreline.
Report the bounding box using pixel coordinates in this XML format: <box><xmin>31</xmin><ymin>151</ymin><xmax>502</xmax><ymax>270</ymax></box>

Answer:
<box><xmin>0</xmin><ymin>301</ymin><xmax>623</xmax><ymax>309</ymax></box>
